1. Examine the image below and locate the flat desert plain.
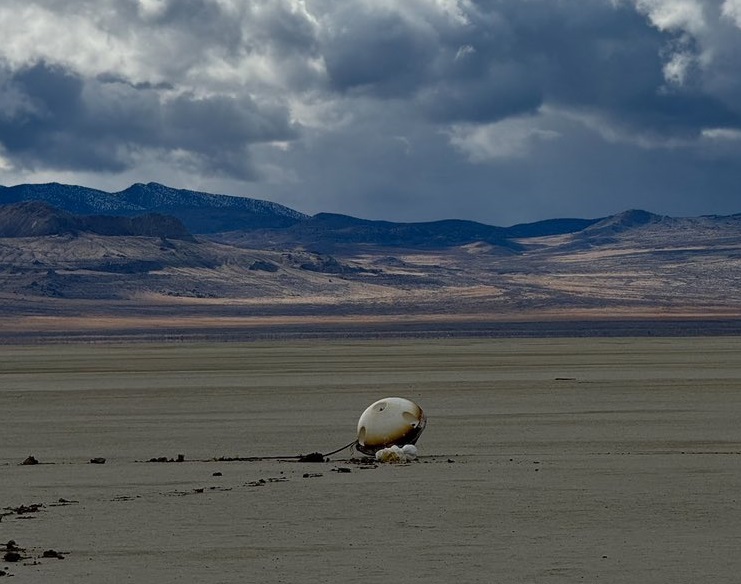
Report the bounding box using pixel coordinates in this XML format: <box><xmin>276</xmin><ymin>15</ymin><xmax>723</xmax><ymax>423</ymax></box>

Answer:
<box><xmin>2</xmin><ymin>337</ymin><xmax>741</xmax><ymax>583</ymax></box>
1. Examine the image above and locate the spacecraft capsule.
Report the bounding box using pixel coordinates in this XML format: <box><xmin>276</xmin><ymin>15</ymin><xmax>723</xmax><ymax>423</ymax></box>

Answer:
<box><xmin>356</xmin><ymin>397</ymin><xmax>426</xmax><ymax>455</ymax></box>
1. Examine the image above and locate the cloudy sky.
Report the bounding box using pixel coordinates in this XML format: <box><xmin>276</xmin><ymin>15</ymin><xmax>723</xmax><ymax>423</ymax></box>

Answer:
<box><xmin>1</xmin><ymin>0</ymin><xmax>740</xmax><ymax>224</ymax></box>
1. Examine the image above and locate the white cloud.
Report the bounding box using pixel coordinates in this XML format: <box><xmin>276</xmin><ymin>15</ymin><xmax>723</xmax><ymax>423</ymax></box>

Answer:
<box><xmin>454</xmin><ymin>44</ymin><xmax>475</xmax><ymax>60</ymax></box>
<box><xmin>662</xmin><ymin>50</ymin><xmax>696</xmax><ymax>85</ymax></box>
<box><xmin>448</xmin><ymin>115</ymin><xmax>560</xmax><ymax>162</ymax></box>
<box><xmin>0</xmin><ymin>4</ymin><xmax>135</xmax><ymax>77</ymax></box>
<box><xmin>632</xmin><ymin>0</ymin><xmax>709</xmax><ymax>87</ymax></box>
<box><xmin>635</xmin><ymin>0</ymin><xmax>707</xmax><ymax>35</ymax></box>
<box><xmin>0</xmin><ymin>151</ymin><xmax>13</xmax><ymax>171</ymax></box>
<box><xmin>287</xmin><ymin>94</ymin><xmax>355</xmax><ymax>130</ymax></box>
<box><xmin>555</xmin><ymin>106</ymin><xmax>694</xmax><ymax>150</ymax></box>
<box><xmin>136</xmin><ymin>0</ymin><xmax>169</xmax><ymax>21</ymax></box>
<box><xmin>0</xmin><ymin>0</ymin><xmax>325</xmax><ymax>93</ymax></box>
<box><xmin>630</xmin><ymin>0</ymin><xmax>741</xmax><ymax>102</ymax></box>
<box><xmin>722</xmin><ymin>0</ymin><xmax>741</xmax><ymax>27</ymax></box>
<box><xmin>701</xmin><ymin>127</ymin><xmax>741</xmax><ymax>140</ymax></box>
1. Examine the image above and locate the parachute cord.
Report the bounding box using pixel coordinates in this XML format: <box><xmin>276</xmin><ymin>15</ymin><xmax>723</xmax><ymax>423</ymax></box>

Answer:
<box><xmin>199</xmin><ymin>439</ymin><xmax>359</xmax><ymax>463</ymax></box>
<box><xmin>322</xmin><ymin>439</ymin><xmax>358</xmax><ymax>458</ymax></box>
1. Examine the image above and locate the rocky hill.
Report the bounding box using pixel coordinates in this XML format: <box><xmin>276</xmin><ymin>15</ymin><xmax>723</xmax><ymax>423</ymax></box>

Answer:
<box><xmin>0</xmin><ymin>182</ymin><xmax>307</xmax><ymax>233</ymax></box>
<box><xmin>0</xmin><ymin>201</ymin><xmax>192</xmax><ymax>239</ymax></box>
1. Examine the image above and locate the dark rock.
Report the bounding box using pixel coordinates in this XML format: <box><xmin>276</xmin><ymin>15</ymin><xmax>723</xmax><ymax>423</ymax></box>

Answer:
<box><xmin>248</xmin><ymin>260</ymin><xmax>279</xmax><ymax>272</ymax></box>
<box><xmin>12</xmin><ymin>504</ymin><xmax>43</xmax><ymax>515</ymax></box>
<box><xmin>212</xmin><ymin>472</ymin><xmax>222</xmax><ymax>477</ymax></box>
<box><xmin>42</xmin><ymin>550</ymin><xmax>64</xmax><ymax>559</ymax></box>
<box><xmin>176</xmin><ymin>454</ymin><xmax>185</xmax><ymax>462</ymax></box>
<box><xmin>5</xmin><ymin>541</ymin><xmax>19</xmax><ymax>551</ymax></box>
<box><xmin>298</xmin><ymin>452</ymin><xmax>325</xmax><ymax>463</ymax></box>
<box><xmin>331</xmin><ymin>467</ymin><xmax>351</xmax><ymax>473</ymax></box>
<box><xmin>90</xmin><ymin>457</ymin><xmax>106</xmax><ymax>464</ymax></box>
<box><xmin>3</xmin><ymin>552</ymin><xmax>21</xmax><ymax>563</ymax></box>
<box><xmin>299</xmin><ymin>255</ymin><xmax>351</xmax><ymax>274</ymax></box>
<box><xmin>348</xmin><ymin>456</ymin><xmax>375</xmax><ymax>465</ymax></box>
<box><xmin>21</xmin><ymin>456</ymin><xmax>39</xmax><ymax>466</ymax></box>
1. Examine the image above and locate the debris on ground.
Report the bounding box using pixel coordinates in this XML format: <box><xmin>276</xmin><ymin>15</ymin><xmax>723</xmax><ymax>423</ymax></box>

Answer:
<box><xmin>42</xmin><ymin>550</ymin><xmax>64</xmax><ymax>559</ymax></box>
<box><xmin>375</xmin><ymin>444</ymin><xmax>418</xmax><ymax>463</ymax></box>
<box><xmin>49</xmin><ymin>498</ymin><xmax>79</xmax><ymax>507</ymax></box>
<box><xmin>2</xmin><ymin>504</ymin><xmax>44</xmax><ymax>518</ymax></box>
<box><xmin>147</xmin><ymin>454</ymin><xmax>185</xmax><ymax>463</ymax></box>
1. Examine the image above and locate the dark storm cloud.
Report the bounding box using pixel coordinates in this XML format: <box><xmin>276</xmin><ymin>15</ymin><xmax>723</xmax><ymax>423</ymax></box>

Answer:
<box><xmin>0</xmin><ymin>60</ymin><xmax>297</xmax><ymax>177</ymax></box>
<box><xmin>318</xmin><ymin>0</ymin><xmax>741</xmax><ymax>135</ymax></box>
<box><xmin>317</xmin><ymin>1</ymin><xmax>547</xmax><ymax>119</ymax></box>
<box><xmin>319</xmin><ymin>4</ymin><xmax>440</xmax><ymax>96</ymax></box>
<box><xmin>97</xmin><ymin>72</ymin><xmax>175</xmax><ymax>91</ymax></box>
<box><xmin>0</xmin><ymin>62</ymin><xmax>119</xmax><ymax>171</ymax></box>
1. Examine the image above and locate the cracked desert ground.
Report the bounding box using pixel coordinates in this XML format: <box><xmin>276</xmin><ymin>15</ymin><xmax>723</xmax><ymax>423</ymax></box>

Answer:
<box><xmin>2</xmin><ymin>337</ymin><xmax>741</xmax><ymax>583</ymax></box>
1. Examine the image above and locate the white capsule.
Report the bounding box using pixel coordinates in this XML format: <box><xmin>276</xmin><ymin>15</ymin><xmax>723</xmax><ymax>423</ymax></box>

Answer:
<box><xmin>356</xmin><ymin>397</ymin><xmax>426</xmax><ymax>455</ymax></box>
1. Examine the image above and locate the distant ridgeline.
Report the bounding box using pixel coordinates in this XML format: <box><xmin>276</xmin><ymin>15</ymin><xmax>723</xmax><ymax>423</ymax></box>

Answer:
<box><xmin>0</xmin><ymin>181</ymin><xmax>616</xmax><ymax>249</ymax></box>
<box><xmin>0</xmin><ymin>182</ymin><xmax>306</xmax><ymax>234</ymax></box>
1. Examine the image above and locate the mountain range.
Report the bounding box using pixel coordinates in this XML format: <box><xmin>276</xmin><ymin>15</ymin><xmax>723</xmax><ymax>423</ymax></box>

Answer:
<box><xmin>1</xmin><ymin>182</ymin><xmax>739</xmax><ymax>341</ymax></box>
<box><xmin>0</xmin><ymin>181</ymin><xmax>600</xmax><ymax>247</ymax></box>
